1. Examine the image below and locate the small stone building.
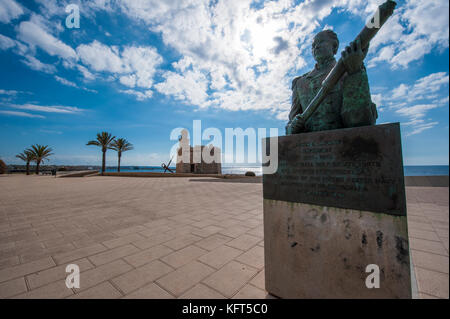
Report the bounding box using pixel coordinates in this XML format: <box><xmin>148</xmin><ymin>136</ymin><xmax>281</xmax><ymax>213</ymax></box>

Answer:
<box><xmin>176</xmin><ymin>134</ymin><xmax>221</xmax><ymax>174</ymax></box>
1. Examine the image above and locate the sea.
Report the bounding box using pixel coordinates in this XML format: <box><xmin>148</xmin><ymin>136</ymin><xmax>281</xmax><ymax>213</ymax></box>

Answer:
<box><xmin>105</xmin><ymin>165</ymin><xmax>449</xmax><ymax>176</ymax></box>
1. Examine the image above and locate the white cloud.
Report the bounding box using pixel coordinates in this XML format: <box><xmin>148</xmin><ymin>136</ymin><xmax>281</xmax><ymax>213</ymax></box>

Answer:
<box><xmin>2</xmin><ymin>0</ymin><xmax>448</xmax><ymax>117</ymax></box>
<box><xmin>438</xmin><ymin>96</ymin><xmax>449</xmax><ymax>105</ymax></box>
<box><xmin>54</xmin><ymin>75</ymin><xmax>78</xmax><ymax>88</ymax></box>
<box><xmin>53</xmin><ymin>75</ymin><xmax>97</xmax><ymax>93</ymax></box>
<box><xmin>0</xmin><ymin>33</ymin><xmax>16</xmax><ymax>50</ymax></box>
<box><xmin>120</xmin><ymin>0</ymin><xmax>434</xmax><ymax>116</ymax></box>
<box><xmin>172</xmin><ymin>56</ymin><xmax>193</xmax><ymax>72</ymax></box>
<box><xmin>368</xmin><ymin>0</ymin><xmax>449</xmax><ymax>69</ymax></box>
<box><xmin>413</xmin><ymin>72</ymin><xmax>449</xmax><ymax>95</ymax></box>
<box><xmin>275</xmin><ymin>110</ymin><xmax>289</xmax><ymax>121</ymax></box>
<box><xmin>368</xmin><ymin>13</ymin><xmax>404</xmax><ymax>52</ymax></box>
<box><xmin>76</xmin><ymin>41</ymin><xmax>163</xmax><ymax>98</ymax></box>
<box><xmin>121</xmin><ymin>46</ymin><xmax>162</xmax><ymax>88</ymax></box>
<box><xmin>88</xmin><ymin>0</ymin><xmax>115</xmax><ymax>10</ymax></box>
<box><xmin>77</xmin><ymin>42</ymin><xmax>163</xmax><ymax>88</ymax></box>
<box><xmin>119</xmin><ymin>0</ymin><xmax>309</xmax><ymax>113</ymax></box>
<box><xmin>119</xmin><ymin>89</ymin><xmax>153</xmax><ymax>101</ymax></box>
<box><xmin>390</xmin><ymin>72</ymin><xmax>449</xmax><ymax>103</ymax></box>
<box><xmin>77</xmin><ymin>40</ymin><xmax>126</xmax><ymax>73</ymax></box>
<box><xmin>366</xmin><ymin>45</ymin><xmax>395</xmax><ymax>68</ymax></box>
<box><xmin>34</xmin><ymin>0</ymin><xmax>63</xmax><ymax>18</ymax></box>
<box><xmin>17</xmin><ymin>18</ymin><xmax>77</xmax><ymax>60</ymax></box>
<box><xmin>155</xmin><ymin>70</ymin><xmax>209</xmax><ymax>107</ymax></box>
<box><xmin>391</xmin><ymin>83</ymin><xmax>409</xmax><ymax>100</ymax></box>
<box><xmin>405</xmin><ymin>121</ymin><xmax>439</xmax><ymax>137</ymax></box>
<box><xmin>75</xmin><ymin>64</ymin><xmax>96</xmax><ymax>80</ymax></box>
<box><xmin>0</xmin><ymin>110</ymin><xmax>45</xmax><ymax>118</ymax></box>
<box><xmin>21</xmin><ymin>55</ymin><xmax>57</xmax><ymax>74</ymax></box>
<box><xmin>396</xmin><ymin>104</ymin><xmax>439</xmax><ymax>119</ymax></box>
<box><xmin>119</xmin><ymin>74</ymin><xmax>136</xmax><ymax>87</ymax></box>
<box><xmin>0</xmin><ymin>0</ymin><xmax>23</xmax><ymax>24</ymax></box>
<box><xmin>371</xmin><ymin>93</ymin><xmax>383</xmax><ymax>108</ymax></box>
<box><xmin>375</xmin><ymin>72</ymin><xmax>449</xmax><ymax>136</ymax></box>
<box><xmin>403</xmin><ymin>0</ymin><xmax>448</xmax><ymax>48</ymax></box>
<box><xmin>0</xmin><ymin>89</ymin><xmax>19</xmax><ymax>95</ymax></box>
<box><xmin>35</xmin><ymin>0</ymin><xmax>115</xmax><ymax>20</ymax></box>
<box><xmin>9</xmin><ymin>104</ymin><xmax>84</xmax><ymax>114</ymax></box>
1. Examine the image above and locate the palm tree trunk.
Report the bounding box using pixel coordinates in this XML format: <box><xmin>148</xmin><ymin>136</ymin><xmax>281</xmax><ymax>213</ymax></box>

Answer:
<box><xmin>102</xmin><ymin>150</ymin><xmax>106</xmax><ymax>175</ymax></box>
<box><xmin>118</xmin><ymin>153</ymin><xmax>121</xmax><ymax>172</ymax></box>
<box><xmin>26</xmin><ymin>161</ymin><xmax>30</xmax><ymax>175</ymax></box>
<box><xmin>36</xmin><ymin>160</ymin><xmax>40</xmax><ymax>175</ymax></box>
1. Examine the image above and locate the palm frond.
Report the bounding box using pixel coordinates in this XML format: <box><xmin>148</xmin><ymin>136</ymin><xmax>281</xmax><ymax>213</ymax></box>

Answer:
<box><xmin>16</xmin><ymin>149</ymin><xmax>37</xmax><ymax>162</ymax></box>
<box><xmin>16</xmin><ymin>153</ymin><xmax>27</xmax><ymax>161</ymax></box>
<box><xmin>87</xmin><ymin>132</ymin><xmax>116</xmax><ymax>149</ymax></box>
<box><xmin>87</xmin><ymin>140</ymin><xmax>101</xmax><ymax>146</ymax></box>
<box><xmin>29</xmin><ymin>144</ymin><xmax>53</xmax><ymax>162</ymax></box>
<box><xmin>111</xmin><ymin>138</ymin><xmax>134</xmax><ymax>153</ymax></box>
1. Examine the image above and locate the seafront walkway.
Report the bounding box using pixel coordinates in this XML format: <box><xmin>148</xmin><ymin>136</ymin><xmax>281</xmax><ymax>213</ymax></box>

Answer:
<box><xmin>0</xmin><ymin>175</ymin><xmax>448</xmax><ymax>299</ymax></box>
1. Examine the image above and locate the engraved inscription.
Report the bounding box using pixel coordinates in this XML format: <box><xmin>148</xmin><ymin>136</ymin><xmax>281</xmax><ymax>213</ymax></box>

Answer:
<box><xmin>263</xmin><ymin>124</ymin><xmax>406</xmax><ymax>216</ymax></box>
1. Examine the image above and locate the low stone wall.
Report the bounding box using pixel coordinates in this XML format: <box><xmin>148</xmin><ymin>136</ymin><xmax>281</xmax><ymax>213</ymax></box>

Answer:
<box><xmin>58</xmin><ymin>170</ymin><xmax>99</xmax><ymax>178</ymax></box>
<box><xmin>61</xmin><ymin>171</ymin><xmax>449</xmax><ymax>186</ymax></box>
<box><xmin>404</xmin><ymin>175</ymin><xmax>449</xmax><ymax>187</ymax></box>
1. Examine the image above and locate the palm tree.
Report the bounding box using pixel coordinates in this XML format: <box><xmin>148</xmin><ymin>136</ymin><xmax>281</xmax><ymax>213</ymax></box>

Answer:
<box><xmin>86</xmin><ymin>132</ymin><xmax>116</xmax><ymax>174</ymax></box>
<box><xmin>111</xmin><ymin>138</ymin><xmax>134</xmax><ymax>172</ymax></box>
<box><xmin>16</xmin><ymin>149</ymin><xmax>35</xmax><ymax>175</ymax></box>
<box><xmin>30</xmin><ymin>144</ymin><xmax>53</xmax><ymax>175</ymax></box>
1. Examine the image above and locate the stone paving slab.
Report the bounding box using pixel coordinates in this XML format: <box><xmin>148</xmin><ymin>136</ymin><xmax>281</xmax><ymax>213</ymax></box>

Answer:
<box><xmin>156</xmin><ymin>261</ymin><xmax>215</xmax><ymax>297</ymax></box>
<box><xmin>0</xmin><ymin>175</ymin><xmax>448</xmax><ymax>299</ymax></box>
<box><xmin>179</xmin><ymin>283</ymin><xmax>226</xmax><ymax>299</ymax></box>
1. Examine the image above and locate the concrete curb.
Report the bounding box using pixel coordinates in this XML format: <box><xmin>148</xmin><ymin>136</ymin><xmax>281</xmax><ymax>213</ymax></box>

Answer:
<box><xmin>404</xmin><ymin>176</ymin><xmax>449</xmax><ymax>187</ymax></box>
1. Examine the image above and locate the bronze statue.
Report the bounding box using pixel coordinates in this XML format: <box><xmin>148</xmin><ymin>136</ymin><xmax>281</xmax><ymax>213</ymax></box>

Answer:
<box><xmin>286</xmin><ymin>0</ymin><xmax>396</xmax><ymax>135</ymax></box>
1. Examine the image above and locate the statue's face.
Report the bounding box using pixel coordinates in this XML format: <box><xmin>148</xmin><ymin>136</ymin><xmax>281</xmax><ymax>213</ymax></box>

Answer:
<box><xmin>312</xmin><ymin>34</ymin><xmax>336</xmax><ymax>62</ymax></box>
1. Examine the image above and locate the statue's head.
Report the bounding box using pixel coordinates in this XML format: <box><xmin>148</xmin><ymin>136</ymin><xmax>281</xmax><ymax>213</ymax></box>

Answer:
<box><xmin>312</xmin><ymin>30</ymin><xmax>339</xmax><ymax>62</ymax></box>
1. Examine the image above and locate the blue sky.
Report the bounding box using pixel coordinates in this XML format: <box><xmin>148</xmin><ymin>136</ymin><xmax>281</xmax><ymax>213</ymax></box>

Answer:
<box><xmin>0</xmin><ymin>0</ymin><xmax>448</xmax><ymax>166</ymax></box>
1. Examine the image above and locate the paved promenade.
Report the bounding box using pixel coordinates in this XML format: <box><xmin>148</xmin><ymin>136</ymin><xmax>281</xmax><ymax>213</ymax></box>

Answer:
<box><xmin>0</xmin><ymin>175</ymin><xmax>448</xmax><ymax>299</ymax></box>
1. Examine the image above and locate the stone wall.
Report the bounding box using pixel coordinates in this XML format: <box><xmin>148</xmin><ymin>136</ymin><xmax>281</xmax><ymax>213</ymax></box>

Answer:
<box><xmin>176</xmin><ymin>145</ymin><xmax>221</xmax><ymax>174</ymax></box>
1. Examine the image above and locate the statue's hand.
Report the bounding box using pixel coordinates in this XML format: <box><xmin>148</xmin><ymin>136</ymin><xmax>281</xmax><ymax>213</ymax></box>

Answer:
<box><xmin>341</xmin><ymin>37</ymin><xmax>366</xmax><ymax>75</ymax></box>
<box><xmin>289</xmin><ymin>115</ymin><xmax>305</xmax><ymax>134</ymax></box>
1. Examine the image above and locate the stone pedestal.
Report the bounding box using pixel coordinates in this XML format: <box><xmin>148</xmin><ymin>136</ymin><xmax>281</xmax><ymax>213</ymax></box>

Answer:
<box><xmin>263</xmin><ymin>123</ymin><xmax>411</xmax><ymax>298</ymax></box>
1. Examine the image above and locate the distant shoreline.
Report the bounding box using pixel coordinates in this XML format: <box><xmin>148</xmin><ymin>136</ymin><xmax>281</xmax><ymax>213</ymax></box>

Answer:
<box><xmin>5</xmin><ymin>164</ymin><xmax>449</xmax><ymax>176</ymax></box>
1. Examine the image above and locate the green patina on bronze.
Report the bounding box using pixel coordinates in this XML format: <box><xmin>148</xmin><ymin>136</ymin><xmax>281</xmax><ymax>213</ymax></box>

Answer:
<box><xmin>285</xmin><ymin>1</ymin><xmax>397</xmax><ymax>134</ymax></box>
<box><xmin>286</xmin><ymin>30</ymin><xmax>376</xmax><ymax>134</ymax></box>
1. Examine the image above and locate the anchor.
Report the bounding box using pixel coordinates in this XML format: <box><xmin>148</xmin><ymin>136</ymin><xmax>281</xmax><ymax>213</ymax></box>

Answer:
<box><xmin>161</xmin><ymin>155</ymin><xmax>175</xmax><ymax>173</ymax></box>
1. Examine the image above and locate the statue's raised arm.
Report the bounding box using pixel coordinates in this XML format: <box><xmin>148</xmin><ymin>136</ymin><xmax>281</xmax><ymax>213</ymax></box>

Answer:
<box><xmin>286</xmin><ymin>0</ymin><xmax>396</xmax><ymax>135</ymax></box>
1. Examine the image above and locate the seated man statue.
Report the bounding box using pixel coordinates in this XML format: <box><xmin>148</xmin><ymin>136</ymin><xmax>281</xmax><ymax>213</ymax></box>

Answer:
<box><xmin>286</xmin><ymin>30</ymin><xmax>378</xmax><ymax>135</ymax></box>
